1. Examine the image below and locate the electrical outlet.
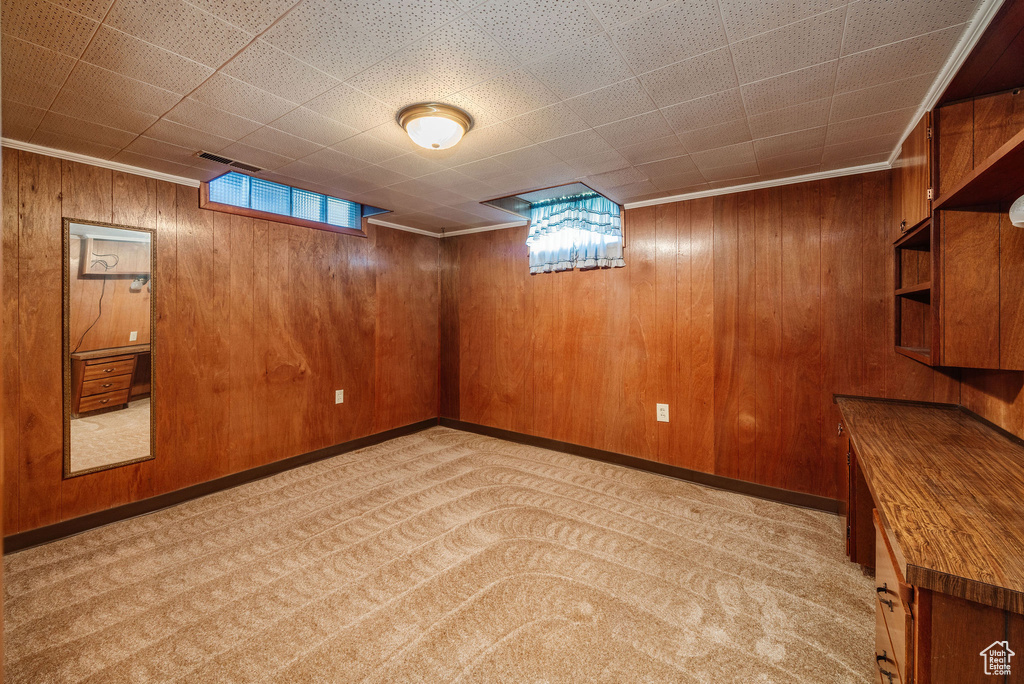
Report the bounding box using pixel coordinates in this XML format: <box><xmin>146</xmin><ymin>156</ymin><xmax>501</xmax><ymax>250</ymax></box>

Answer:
<box><xmin>335</xmin><ymin>389</ymin><xmax>344</xmax><ymax>404</ymax></box>
<box><xmin>656</xmin><ymin>403</ymin><xmax>669</xmax><ymax>423</ymax></box>
<box><xmin>129</xmin><ymin>331</ymin><xmax>138</xmax><ymax>342</ymax></box>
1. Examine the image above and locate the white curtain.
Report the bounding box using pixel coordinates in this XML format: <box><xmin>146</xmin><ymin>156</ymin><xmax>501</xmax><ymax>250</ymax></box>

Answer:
<box><xmin>526</xmin><ymin>194</ymin><xmax>625</xmax><ymax>274</ymax></box>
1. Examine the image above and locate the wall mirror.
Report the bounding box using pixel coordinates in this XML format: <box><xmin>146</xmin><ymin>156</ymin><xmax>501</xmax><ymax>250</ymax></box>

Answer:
<box><xmin>63</xmin><ymin>219</ymin><xmax>155</xmax><ymax>477</ymax></box>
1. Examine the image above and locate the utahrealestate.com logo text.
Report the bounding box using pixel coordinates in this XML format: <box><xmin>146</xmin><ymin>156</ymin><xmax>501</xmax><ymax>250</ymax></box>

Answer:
<box><xmin>980</xmin><ymin>641</ymin><xmax>1015</xmax><ymax>676</ymax></box>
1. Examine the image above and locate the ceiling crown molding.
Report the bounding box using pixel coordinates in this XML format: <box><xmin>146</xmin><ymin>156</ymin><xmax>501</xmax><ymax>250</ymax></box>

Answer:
<box><xmin>1</xmin><ymin>138</ymin><xmax>203</xmax><ymax>188</ymax></box>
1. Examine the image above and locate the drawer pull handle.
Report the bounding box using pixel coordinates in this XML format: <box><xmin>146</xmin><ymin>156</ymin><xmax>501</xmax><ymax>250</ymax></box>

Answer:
<box><xmin>100</xmin><ymin>399</ymin><xmax>110</xmax><ymax>404</ymax></box>
<box><xmin>880</xmin><ymin>597</ymin><xmax>895</xmax><ymax>612</ymax></box>
<box><xmin>102</xmin><ymin>383</ymin><xmax>113</xmax><ymax>388</ymax></box>
<box><xmin>104</xmin><ymin>368</ymin><xmax>114</xmax><ymax>373</ymax></box>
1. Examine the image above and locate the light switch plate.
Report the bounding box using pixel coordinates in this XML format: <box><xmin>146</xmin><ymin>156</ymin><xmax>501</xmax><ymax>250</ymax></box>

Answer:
<box><xmin>129</xmin><ymin>331</ymin><xmax>138</xmax><ymax>341</ymax></box>
<box><xmin>656</xmin><ymin>403</ymin><xmax>669</xmax><ymax>422</ymax></box>
<box><xmin>335</xmin><ymin>389</ymin><xmax>344</xmax><ymax>404</ymax></box>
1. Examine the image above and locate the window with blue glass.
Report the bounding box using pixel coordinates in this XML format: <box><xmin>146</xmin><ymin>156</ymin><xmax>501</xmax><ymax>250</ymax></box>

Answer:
<box><xmin>206</xmin><ymin>171</ymin><xmax>368</xmax><ymax>231</ymax></box>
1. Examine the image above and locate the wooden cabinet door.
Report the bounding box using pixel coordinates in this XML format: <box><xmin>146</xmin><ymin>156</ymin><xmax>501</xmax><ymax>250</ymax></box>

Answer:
<box><xmin>894</xmin><ymin>113</ymin><xmax>932</xmax><ymax>240</ymax></box>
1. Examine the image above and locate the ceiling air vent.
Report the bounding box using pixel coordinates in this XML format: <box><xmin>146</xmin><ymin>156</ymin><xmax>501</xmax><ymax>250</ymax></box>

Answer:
<box><xmin>196</xmin><ymin>151</ymin><xmax>263</xmax><ymax>173</ymax></box>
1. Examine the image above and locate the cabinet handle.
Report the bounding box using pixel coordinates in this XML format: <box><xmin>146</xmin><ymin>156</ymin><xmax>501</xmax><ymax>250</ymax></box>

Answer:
<box><xmin>102</xmin><ymin>383</ymin><xmax>113</xmax><ymax>388</ymax></box>
<box><xmin>880</xmin><ymin>597</ymin><xmax>895</xmax><ymax>612</ymax></box>
<box><xmin>878</xmin><ymin>667</ymin><xmax>895</xmax><ymax>684</ymax></box>
<box><xmin>876</xmin><ymin>583</ymin><xmax>888</xmax><ymax>594</ymax></box>
<box><xmin>104</xmin><ymin>368</ymin><xmax>114</xmax><ymax>373</ymax></box>
<box><xmin>877</xmin><ymin>650</ymin><xmax>893</xmax><ymax>664</ymax></box>
<box><xmin>900</xmin><ymin>219</ymin><xmax>908</xmax><ymax>233</ymax></box>
<box><xmin>100</xmin><ymin>399</ymin><xmax>110</xmax><ymax>404</ymax></box>
<box><xmin>837</xmin><ymin>422</ymin><xmax>843</xmax><ymax>436</ymax></box>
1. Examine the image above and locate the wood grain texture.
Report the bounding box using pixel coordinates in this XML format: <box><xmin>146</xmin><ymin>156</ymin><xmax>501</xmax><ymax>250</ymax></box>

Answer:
<box><xmin>936</xmin><ymin>99</ymin><xmax>974</xmax><ymax>196</ymax></box>
<box><xmin>2</xmin><ymin>150</ymin><xmax>439</xmax><ymax>534</ymax></box>
<box><xmin>939</xmin><ymin>0</ymin><xmax>1024</xmax><ymax>104</ymax></box>
<box><xmin>445</xmin><ymin>171</ymin><xmax>962</xmax><ymax>500</ymax></box>
<box><xmin>941</xmin><ymin>210</ymin><xmax>1001</xmax><ymax>368</ymax></box>
<box><xmin>838</xmin><ymin>396</ymin><xmax>1024</xmax><ymax>613</ymax></box>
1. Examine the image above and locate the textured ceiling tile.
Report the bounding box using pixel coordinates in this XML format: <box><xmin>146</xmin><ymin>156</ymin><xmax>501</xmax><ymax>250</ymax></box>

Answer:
<box><xmin>541</xmin><ymin>129</ymin><xmax>615</xmax><ymax>161</ymax></box>
<box><xmin>376</xmin><ymin>153</ymin><xmax>445</xmax><ymax>178</ymax></box>
<box><xmin>752</xmin><ymin>126</ymin><xmax>827</xmax><ymax>159</ymax></box>
<box><xmin>492</xmin><ymin>144</ymin><xmax>562</xmax><ymax>169</ymax></box>
<box><xmin>617</xmin><ymin>135</ymin><xmax>688</xmax><ymax>165</ymax></box>
<box><xmin>821</xmin><ymin>149</ymin><xmax>889</xmax><ymax>169</ymax></box>
<box><xmin>701</xmin><ymin>160</ymin><xmax>760</xmax><ymax>182</ymax></box>
<box><xmin>50</xmin><ymin>91</ymin><xmax>158</xmax><ymax>133</ymax></box>
<box><xmin>347</xmin><ymin>18</ymin><xmax>516</xmax><ymax>106</ymax></box>
<box><xmin>269</xmin><ymin>107</ymin><xmax>359</xmax><ymax>147</ymax></box>
<box><xmin>50</xmin><ymin>0</ymin><xmax>112</xmax><ymax>19</ymax></box>
<box><xmin>470</xmin><ymin>0</ymin><xmax>603</xmax><ymax>62</ymax></box>
<box><xmin>216</xmin><ymin>141</ymin><xmax>293</xmax><ymax>170</ymax></box>
<box><xmin>634</xmin><ymin>154</ymin><xmax>700</xmax><ymax>179</ymax></box>
<box><xmin>842</xmin><ymin>0</ymin><xmax>979</xmax><ymax>55</ymax></box>
<box><xmin>81</xmin><ymin>26</ymin><xmax>214</xmax><ymax>95</ymax></box>
<box><xmin>821</xmin><ymin>131</ymin><xmax>900</xmax><ymax>162</ymax></box>
<box><xmin>677</xmin><ymin>118</ymin><xmax>752</xmax><ymax>153</ymax></box>
<box><xmin>649</xmin><ymin>175</ymin><xmax>709</xmax><ymax>193</ymax></box>
<box><xmin>192</xmin><ymin>73</ymin><xmax>295</xmax><ymax>124</ymax></box>
<box><xmin>262</xmin><ymin>1</ymin><xmax>392</xmax><ymax>81</ymax></box>
<box><xmin>564</xmin><ymin>79</ymin><xmax>657</xmax><ymax>128</ymax></box>
<box><xmin>2</xmin><ymin>0</ymin><xmax>98</xmax><ymax>56</ymax></box>
<box><xmin>609</xmin><ymin>0</ymin><xmax>728</xmax><ymax>74</ymax></box>
<box><xmin>692</xmin><ymin>140</ymin><xmax>757</xmax><ymax>170</ymax></box>
<box><xmin>741</xmin><ymin>60</ymin><xmax>837</xmax><ymax>115</ymax></box>
<box><xmin>455</xmin><ymin>156</ymin><xmax>513</xmax><ymax>181</ymax></box>
<box><xmin>329</xmin><ymin>0</ymin><xmax>464</xmax><ymax>48</ymax></box>
<box><xmin>605</xmin><ymin>179</ymin><xmax>659</xmax><ymax>202</ymax></box>
<box><xmin>638</xmin><ymin>48</ymin><xmax>737</xmax><ymax>108</ymax></box>
<box><xmin>237</xmin><ymin>126</ymin><xmax>323</xmax><ymax>160</ymax></box>
<box><xmin>112</xmin><ymin>149</ymin><xmax>196</xmax><ymax>174</ymax></box>
<box><xmin>344</xmin><ymin>164</ymin><xmax>412</xmax><ymax>187</ymax></box>
<box><xmin>585</xmin><ymin>0</ymin><xmax>674</xmax><ymax>28</ymax></box>
<box><xmin>331</xmin><ymin>131</ymin><xmax>407</xmax><ymax>164</ymax></box>
<box><xmin>58</xmin><ymin>62</ymin><xmax>181</xmax><ymax>116</ymax></box>
<box><xmin>123</xmin><ymin>136</ymin><xmax>200</xmax><ymax>165</ymax></box>
<box><xmin>829</xmin><ymin>71</ymin><xmax>935</xmax><ymax>121</ymax></box>
<box><xmin>105</xmin><ymin>0</ymin><xmax>253</xmax><ymax>68</ymax></box>
<box><xmin>418</xmin><ymin>169</ymin><xmax>496</xmax><ymax>197</ymax></box>
<box><xmin>164</xmin><ymin>97</ymin><xmax>263</xmax><ymax>139</ymax></box>
<box><xmin>301</xmin><ymin>146</ymin><xmax>369</xmax><ymax>173</ymax></box>
<box><xmin>305</xmin><ymin>85</ymin><xmax>393</xmax><ymax>132</ymax></box>
<box><xmin>825</xmin><ymin>107</ymin><xmax>916</xmax><ymax>145</ymax></box>
<box><xmin>746</xmin><ymin>97</ymin><xmax>831</xmax><ymax>138</ymax></box>
<box><xmin>440</xmin><ymin>91</ymin><xmax>500</xmax><ymax>130</ymax></box>
<box><xmin>719</xmin><ymin>0</ymin><xmax>848</xmax><ymax>41</ymax></box>
<box><xmin>36</xmin><ymin>110</ymin><xmax>137</xmax><ymax>148</ymax></box>
<box><xmin>145</xmin><ymin>118</ymin><xmax>234</xmax><ymax>153</ymax></box>
<box><xmin>506</xmin><ymin>102</ymin><xmax>589</xmax><ymax>143</ymax></box>
<box><xmin>835</xmin><ymin>25</ymin><xmax>962</xmax><ymax>92</ymax></box>
<box><xmin>595</xmin><ymin>110</ymin><xmax>675</xmax><ymax>149</ymax></box>
<box><xmin>332</xmin><ymin>171</ymin><xmax>389</xmax><ymax>196</ymax></box>
<box><xmin>586</xmin><ymin>166</ymin><xmax>648</xmax><ymax>188</ymax></box>
<box><xmin>757</xmin><ymin>148</ymin><xmax>824</xmax><ymax>174</ymax></box>
<box><xmin>731</xmin><ymin>7</ymin><xmax>846</xmax><ymax>84</ymax></box>
<box><xmin>661</xmin><ymin>88</ymin><xmax>745</xmax><ymax>132</ymax></box>
<box><xmin>223</xmin><ymin>40</ymin><xmax>341</xmax><ymax>104</ymax></box>
<box><xmin>527</xmin><ymin>33</ymin><xmax>633</xmax><ymax>100</ymax></box>
<box><xmin>458</xmin><ymin>69</ymin><xmax>559</xmax><ymax>121</ymax></box>
<box><xmin>2</xmin><ymin>99</ymin><xmax>46</xmax><ymax>139</ymax></box>
<box><xmin>1</xmin><ymin>35</ymin><xmax>76</xmax><ymax>108</ymax></box>
<box><xmin>183</xmin><ymin>0</ymin><xmax>294</xmax><ymax>34</ymax></box>
<box><xmin>31</xmin><ymin>129</ymin><xmax>119</xmax><ymax>158</ymax></box>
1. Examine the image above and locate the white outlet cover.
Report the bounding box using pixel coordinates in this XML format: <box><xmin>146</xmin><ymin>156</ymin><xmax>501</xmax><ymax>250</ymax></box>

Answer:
<box><xmin>656</xmin><ymin>403</ymin><xmax>669</xmax><ymax>422</ymax></box>
<box><xmin>335</xmin><ymin>389</ymin><xmax>344</xmax><ymax>404</ymax></box>
<box><xmin>129</xmin><ymin>331</ymin><xmax>138</xmax><ymax>341</ymax></box>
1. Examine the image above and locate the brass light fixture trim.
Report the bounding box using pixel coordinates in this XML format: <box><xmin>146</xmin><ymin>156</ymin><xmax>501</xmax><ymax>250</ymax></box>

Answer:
<box><xmin>396</xmin><ymin>102</ymin><xmax>474</xmax><ymax>150</ymax></box>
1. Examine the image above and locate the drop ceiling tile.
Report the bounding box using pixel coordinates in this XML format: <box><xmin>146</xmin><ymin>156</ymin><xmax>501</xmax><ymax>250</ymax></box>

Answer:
<box><xmin>741</xmin><ymin>60</ymin><xmax>837</xmax><ymax>116</ymax></box>
<box><xmin>677</xmin><ymin>118</ymin><xmax>752</xmax><ymax>153</ymax></box>
<box><xmin>635</xmin><ymin>154</ymin><xmax>700</xmax><ymax>179</ymax></box>
<box><xmin>145</xmin><ymin>118</ymin><xmax>234</xmax><ymax>152</ymax></box>
<box><xmin>455</xmin><ymin>156</ymin><xmax>513</xmax><ymax>181</ymax></box>
<box><xmin>305</xmin><ymin>85</ymin><xmax>393</xmax><ymax>132</ymax></box>
<box><xmin>441</xmin><ymin>91</ymin><xmax>500</xmax><ymax>130</ymax></box>
<box><xmin>36</xmin><ymin>111</ymin><xmax>137</xmax><ymax>148</ymax></box>
<box><xmin>355</xmin><ymin>187</ymin><xmax>425</xmax><ymax>212</ymax></box>
<box><xmin>506</xmin><ymin>102</ymin><xmax>589</xmax><ymax>143</ymax></box>
<box><xmin>540</xmin><ymin>129</ymin><xmax>615</xmax><ymax>161</ymax></box>
<box><xmin>123</xmin><ymin>136</ymin><xmax>200</xmax><ymax>166</ymax></box>
<box><xmin>746</xmin><ymin>97</ymin><xmax>831</xmax><ymax>138</ymax></box>
<box><xmin>461</xmin><ymin>121</ymin><xmax>544</xmax><ymax>159</ymax></box>
<box><xmin>617</xmin><ymin>135</ymin><xmax>688</xmax><ymax>165</ymax></box>
<box><xmin>1</xmin><ymin>35</ymin><xmax>76</xmax><ymax>108</ymax></box>
<box><xmin>701</xmin><ymin>160</ymin><xmax>760</xmax><ymax>182</ymax></box>
<box><xmin>192</xmin><ymin>74</ymin><xmax>295</xmax><ymax>124</ymax></box>
<box><xmin>731</xmin><ymin>7</ymin><xmax>846</xmax><ymax>84</ymax></box>
<box><xmin>757</xmin><ymin>148</ymin><xmax>824</xmax><ymax>174</ymax></box>
<box><xmin>638</xmin><ymin>48</ymin><xmax>738</xmax><ymax>108</ymax></box>
<box><xmin>457</xmin><ymin>69</ymin><xmax>559</xmax><ymax>121</ymax></box>
<box><xmin>269</xmin><ymin>107</ymin><xmax>359</xmax><ymax>147</ymax></box>
<box><xmin>354</xmin><ymin>164</ymin><xmax>414</xmax><ymax>187</ymax></box>
<box><xmin>825</xmin><ymin>107</ymin><xmax>916</xmax><ymax>145</ymax></box>
<box><xmin>835</xmin><ymin>25</ymin><xmax>962</xmax><ymax>92</ymax></box>
<box><xmin>80</xmin><ymin>26</ymin><xmax>214</xmax><ymax>95</ymax></box>
<box><xmin>609</xmin><ymin>0</ymin><xmax>728</xmax><ymax>74</ymax></box>
<box><xmin>389</xmin><ymin>179</ymin><xmax>468</xmax><ymax>204</ymax></box>
<box><xmin>492</xmin><ymin>144</ymin><xmax>562</xmax><ymax>169</ymax></box>
<box><xmin>2</xmin><ymin>100</ymin><xmax>46</xmax><ymax>139</ymax></box>
<box><xmin>595</xmin><ymin>110</ymin><xmax>674</xmax><ymax>148</ymax></box>
<box><xmin>564</xmin><ymin>78</ymin><xmax>657</xmax><ymax>128</ymax></box>
<box><xmin>31</xmin><ymin>129</ymin><xmax>119</xmax><ymax>158</ymax></box>
<box><xmin>719</xmin><ymin>0</ymin><xmax>848</xmax><ymax>41</ymax></box>
<box><xmin>58</xmin><ymin>61</ymin><xmax>181</xmax><ymax>117</ymax></box>
<box><xmin>262</xmin><ymin>1</ymin><xmax>393</xmax><ymax>81</ymax></box>
<box><xmin>692</xmin><ymin>141</ymin><xmax>757</xmax><ymax>170</ymax></box>
<box><xmin>237</xmin><ymin>126</ymin><xmax>323</xmax><ymax>160</ymax></box>
<box><xmin>329</xmin><ymin>130</ymin><xmax>407</xmax><ymax>165</ymax></box>
<box><xmin>2</xmin><ymin>0</ymin><xmax>98</xmax><ymax>56</ymax></box>
<box><xmin>586</xmin><ymin>0</ymin><xmax>674</xmax><ymax>29</ymax></box>
<box><xmin>470</xmin><ymin>0</ymin><xmax>603</xmax><ymax>62</ymax></box>
<box><xmin>821</xmin><ymin>131</ymin><xmax>900</xmax><ymax>163</ymax></box>
<box><xmin>346</xmin><ymin>18</ymin><xmax>517</xmax><ymax>106</ymax></box>
<box><xmin>842</xmin><ymin>0</ymin><xmax>978</xmax><ymax>55</ymax></box>
<box><xmin>164</xmin><ymin>98</ymin><xmax>263</xmax><ymax>139</ymax></box>
<box><xmin>418</xmin><ymin>169</ymin><xmax>495</xmax><ymax>197</ymax></box>
<box><xmin>376</xmin><ymin>153</ymin><xmax>445</xmax><ymax>179</ymax></box>
<box><xmin>105</xmin><ymin>0</ymin><xmax>253</xmax><ymax>68</ymax></box>
<box><xmin>223</xmin><ymin>40</ymin><xmax>341</xmax><ymax>104</ymax></box>
<box><xmin>182</xmin><ymin>0</ymin><xmax>294</xmax><ymax>34</ymax></box>
<box><xmin>587</xmin><ymin>166</ymin><xmax>648</xmax><ymax>188</ymax></box>
<box><xmin>753</xmin><ymin>126</ymin><xmax>827</xmax><ymax>159</ymax></box>
<box><xmin>51</xmin><ymin>0</ymin><xmax>112</xmax><ymax>20</ymax></box>
<box><xmin>527</xmin><ymin>33</ymin><xmax>633</xmax><ymax>100</ymax></box>
<box><xmin>661</xmin><ymin>88</ymin><xmax>746</xmax><ymax>133</ymax></box>
<box><xmin>328</xmin><ymin>0</ymin><xmax>464</xmax><ymax>47</ymax></box>
<box><xmin>649</xmin><ymin>175</ymin><xmax>709</xmax><ymax>194</ymax></box>
<box><xmin>215</xmin><ymin>142</ymin><xmax>293</xmax><ymax>170</ymax></box>
<box><xmin>50</xmin><ymin>91</ymin><xmax>159</xmax><ymax>133</ymax></box>
<box><xmin>113</xmin><ymin>149</ymin><xmax>197</xmax><ymax>175</ymax></box>
<box><xmin>821</xmin><ymin>149</ymin><xmax>889</xmax><ymax>169</ymax></box>
<box><xmin>829</xmin><ymin>71</ymin><xmax>935</xmax><ymax>121</ymax></box>
<box><xmin>301</xmin><ymin>146</ymin><xmax>369</xmax><ymax>173</ymax></box>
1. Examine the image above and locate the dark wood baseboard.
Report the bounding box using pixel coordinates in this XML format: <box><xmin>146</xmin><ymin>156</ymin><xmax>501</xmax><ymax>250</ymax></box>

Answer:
<box><xmin>4</xmin><ymin>418</ymin><xmax>438</xmax><ymax>553</ymax></box>
<box><xmin>439</xmin><ymin>418</ymin><xmax>842</xmax><ymax>514</ymax></box>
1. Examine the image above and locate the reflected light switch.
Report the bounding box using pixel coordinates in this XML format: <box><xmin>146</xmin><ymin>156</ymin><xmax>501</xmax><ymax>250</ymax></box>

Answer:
<box><xmin>656</xmin><ymin>404</ymin><xmax>669</xmax><ymax>422</ymax></box>
<box><xmin>129</xmin><ymin>331</ymin><xmax>138</xmax><ymax>342</ymax></box>
<box><xmin>335</xmin><ymin>389</ymin><xmax>344</xmax><ymax>404</ymax></box>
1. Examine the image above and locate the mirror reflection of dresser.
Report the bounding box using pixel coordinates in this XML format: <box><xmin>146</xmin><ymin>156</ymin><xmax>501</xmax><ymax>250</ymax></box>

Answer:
<box><xmin>69</xmin><ymin>344</ymin><xmax>150</xmax><ymax>417</ymax></box>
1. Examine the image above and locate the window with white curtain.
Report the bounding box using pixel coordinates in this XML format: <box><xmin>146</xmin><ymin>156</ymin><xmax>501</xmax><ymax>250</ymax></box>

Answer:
<box><xmin>526</xmin><ymin>194</ymin><xmax>626</xmax><ymax>274</ymax></box>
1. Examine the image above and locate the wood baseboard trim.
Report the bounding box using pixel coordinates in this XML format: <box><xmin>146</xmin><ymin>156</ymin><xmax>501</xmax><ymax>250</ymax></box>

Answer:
<box><xmin>439</xmin><ymin>418</ymin><xmax>842</xmax><ymax>514</ymax></box>
<box><xmin>4</xmin><ymin>418</ymin><xmax>439</xmax><ymax>553</ymax></box>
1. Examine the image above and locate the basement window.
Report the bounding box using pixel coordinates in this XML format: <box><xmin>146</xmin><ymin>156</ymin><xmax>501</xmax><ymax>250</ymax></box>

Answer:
<box><xmin>201</xmin><ymin>171</ymin><xmax>388</xmax><ymax>237</ymax></box>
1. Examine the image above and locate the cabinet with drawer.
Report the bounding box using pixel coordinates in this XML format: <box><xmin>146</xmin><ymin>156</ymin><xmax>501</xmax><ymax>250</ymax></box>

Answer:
<box><xmin>69</xmin><ymin>345</ymin><xmax>150</xmax><ymax>417</ymax></box>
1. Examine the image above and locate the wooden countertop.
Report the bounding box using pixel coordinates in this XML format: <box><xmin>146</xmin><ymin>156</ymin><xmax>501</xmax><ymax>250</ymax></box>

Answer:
<box><xmin>837</xmin><ymin>396</ymin><xmax>1024</xmax><ymax>614</ymax></box>
<box><xmin>71</xmin><ymin>344</ymin><xmax>150</xmax><ymax>361</ymax></box>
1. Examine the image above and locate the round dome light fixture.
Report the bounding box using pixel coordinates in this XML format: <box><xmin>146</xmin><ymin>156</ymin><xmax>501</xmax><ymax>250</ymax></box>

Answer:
<box><xmin>1011</xmin><ymin>193</ymin><xmax>1024</xmax><ymax>228</ymax></box>
<box><xmin>397</xmin><ymin>103</ymin><xmax>473</xmax><ymax>150</ymax></box>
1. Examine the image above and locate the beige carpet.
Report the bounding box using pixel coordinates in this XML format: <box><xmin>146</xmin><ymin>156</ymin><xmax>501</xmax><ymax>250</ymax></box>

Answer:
<box><xmin>70</xmin><ymin>397</ymin><xmax>151</xmax><ymax>473</ymax></box>
<box><xmin>4</xmin><ymin>427</ymin><xmax>874</xmax><ymax>683</ymax></box>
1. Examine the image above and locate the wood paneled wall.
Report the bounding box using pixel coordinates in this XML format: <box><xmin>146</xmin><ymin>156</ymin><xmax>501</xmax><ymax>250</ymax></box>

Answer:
<box><xmin>440</xmin><ymin>171</ymin><xmax>963</xmax><ymax>501</ymax></box>
<box><xmin>2</xmin><ymin>149</ymin><xmax>439</xmax><ymax>534</ymax></box>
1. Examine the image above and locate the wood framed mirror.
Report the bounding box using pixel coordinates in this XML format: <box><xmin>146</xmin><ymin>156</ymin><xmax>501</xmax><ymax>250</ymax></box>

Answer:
<box><xmin>63</xmin><ymin>218</ymin><xmax>155</xmax><ymax>478</ymax></box>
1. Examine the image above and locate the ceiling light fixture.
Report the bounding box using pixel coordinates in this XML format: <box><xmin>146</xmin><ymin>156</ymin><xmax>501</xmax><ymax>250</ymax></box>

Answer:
<box><xmin>1011</xmin><ymin>194</ymin><xmax>1024</xmax><ymax>228</ymax></box>
<box><xmin>397</xmin><ymin>103</ymin><xmax>473</xmax><ymax>150</ymax></box>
